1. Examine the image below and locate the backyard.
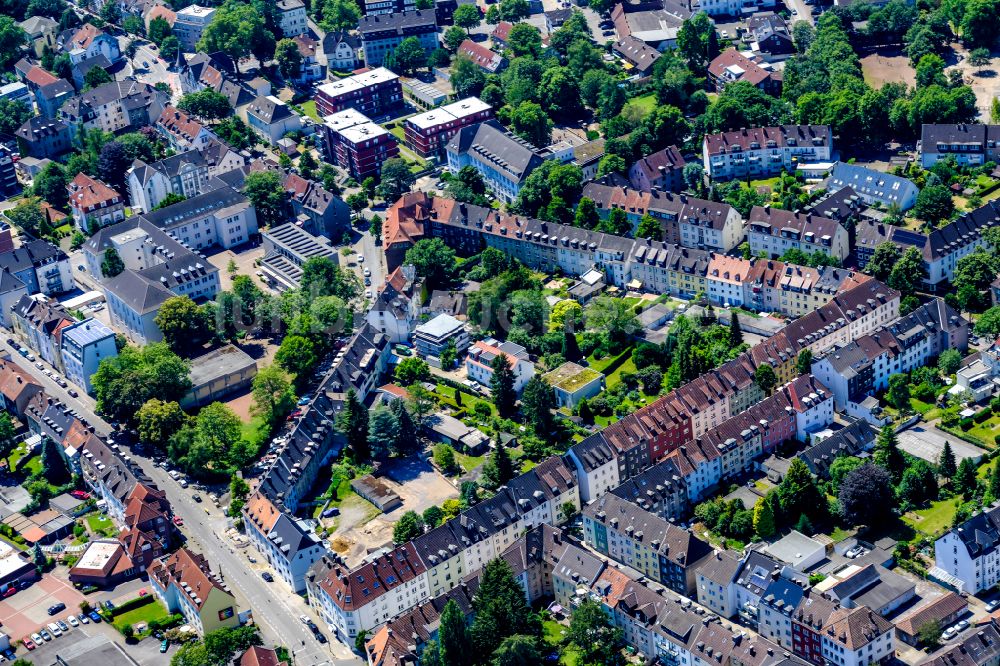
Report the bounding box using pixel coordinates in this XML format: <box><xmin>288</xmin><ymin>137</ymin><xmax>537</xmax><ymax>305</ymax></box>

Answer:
<box><xmin>901</xmin><ymin>498</ymin><xmax>960</xmax><ymax>539</ymax></box>
<box><xmin>85</xmin><ymin>512</ymin><xmax>117</xmax><ymax>538</ymax></box>
<box><xmin>543</xmin><ymin>619</ymin><xmax>579</xmax><ymax>666</ymax></box>
<box><xmin>112</xmin><ymin>599</ymin><xmax>171</xmax><ymax>634</ymax></box>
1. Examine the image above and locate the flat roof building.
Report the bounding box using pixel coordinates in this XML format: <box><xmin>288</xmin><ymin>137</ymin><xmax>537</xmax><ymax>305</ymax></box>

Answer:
<box><xmin>181</xmin><ymin>345</ymin><xmax>258</xmax><ymax>408</ymax></box>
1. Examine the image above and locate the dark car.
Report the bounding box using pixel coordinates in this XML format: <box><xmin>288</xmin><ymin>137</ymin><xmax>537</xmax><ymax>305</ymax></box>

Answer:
<box><xmin>192</xmin><ymin>494</ymin><xmax>202</xmax><ymax>503</ymax></box>
<box><xmin>47</xmin><ymin>603</ymin><xmax>66</xmax><ymax>616</ymax></box>
<box><xmin>321</xmin><ymin>507</ymin><xmax>340</xmax><ymax>518</ymax></box>
<box><xmin>103</xmin><ymin>600</ymin><xmax>115</xmax><ymax>611</ymax></box>
<box><xmin>18</xmin><ymin>581</ymin><xmax>31</xmax><ymax>590</ymax></box>
<box><xmin>313</xmin><ymin>630</ymin><xmax>327</xmax><ymax>644</ymax></box>
<box><xmin>261</xmin><ymin>572</ymin><xmax>274</xmax><ymax>582</ymax></box>
<box><xmin>88</xmin><ymin>611</ymin><xmax>102</xmax><ymax>623</ymax></box>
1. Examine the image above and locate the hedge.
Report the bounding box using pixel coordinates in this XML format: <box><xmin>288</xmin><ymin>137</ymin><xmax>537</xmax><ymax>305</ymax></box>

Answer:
<box><xmin>960</xmin><ymin>417</ymin><xmax>975</xmax><ymax>431</ymax></box>
<box><xmin>111</xmin><ymin>594</ymin><xmax>154</xmax><ymax>616</ymax></box>
<box><xmin>975</xmin><ymin>408</ymin><xmax>993</xmax><ymax>423</ymax></box>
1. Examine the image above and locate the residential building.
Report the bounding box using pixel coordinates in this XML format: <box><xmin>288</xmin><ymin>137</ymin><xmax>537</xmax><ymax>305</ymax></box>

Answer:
<box><xmin>582</xmin><ymin>493</ymin><xmax>712</xmax><ymax>595</ymax></box>
<box><xmin>568</xmin><ymin>433</ymin><xmax>621</xmax><ymax>504</ymax></box>
<box><xmin>745</xmin><ymin>13</ymin><xmax>794</xmax><ymax>60</ymax></box>
<box><xmin>173</xmin><ymin>5</ymin><xmax>216</xmax><ymax>51</ymax></box>
<box><xmin>19</xmin><ymin>16</ymin><xmax>58</xmax><ymax>57</ymax></box>
<box><xmin>181</xmin><ymin>345</ymin><xmax>258</xmax><ymax>408</ymax></box>
<box><xmin>32</xmin><ymin>78</ymin><xmax>74</xmax><ymax>120</ymax></box>
<box><xmin>59</xmin><ymin>81</ymin><xmax>167</xmax><ymax>140</ymax></box>
<box><xmin>826</xmin><ymin>162</ymin><xmax>919</xmax><ymax>210</ymax></box>
<box><xmin>278</xmin><ymin>170</ymin><xmax>350</xmax><ymax>239</ymax></box>
<box><xmin>291</xmin><ymin>35</ymin><xmax>324</xmax><ymax>84</ymax></box>
<box><xmin>610</xmin><ymin>3</ymin><xmax>686</xmax><ymax>51</ymax></box>
<box><xmin>60</xmin><ymin>318</ymin><xmax>118</xmax><ymax>395</ymax></box>
<box><xmin>84</xmin><ymin>219</ymin><xmax>221</xmax><ymax>343</ymax></box>
<box><xmin>277</xmin><ymin>0</ymin><xmax>308</xmax><ymax>35</ymax></box>
<box><xmin>741</xmin><ymin>261</ymin><xmax>871</xmax><ymax>318</ymax></box>
<box><xmin>0</xmin><ymin>146</ymin><xmax>17</xmax><ymax>199</ymax></box>
<box><xmin>612</xmin><ymin>36</ymin><xmax>661</xmax><ymax>75</ymax></box>
<box><xmin>543</xmin><ymin>361</ymin><xmax>605</xmax><ymax>408</ymax></box>
<box><xmin>696</xmin><ymin>550</ymin><xmax>742</xmax><ymax>618</ymax></box>
<box><xmin>261</xmin><ymin>223</ymin><xmax>340</xmax><ymax>291</ymax></box>
<box><xmin>322</xmin><ymin>108</ymin><xmax>399</xmax><ymax>181</ymax></box>
<box><xmin>956</xmin><ymin>338</ymin><xmax>1000</xmax><ymax>402</ymax></box>
<box><xmin>366</xmin><ymin>266</ymin><xmax>420</xmax><ymax>343</ymax></box>
<box><xmin>403</xmin><ymin>96</ymin><xmax>493</xmax><ymax>159</ymax></box>
<box><xmin>0</xmin><ymin>239</ymin><xmax>73</xmax><ymax>295</ymax></box>
<box><xmin>0</xmin><ymin>271</ymin><xmax>27</xmax><ymax>328</ymax></box>
<box><xmin>823</xmin><ymin>564</ymin><xmax>915</xmax><ymax>616</ymax></box>
<box><xmin>708</xmin><ymin>48</ymin><xmax>782</xmax><ymax>94</ymax></box>
<box><xmin>11</xmin><ymin>295</ymin><xmax>76</xmax><ymax>368</ymax></box>
<box><xmin>242</xmin><ymin>493</ymin><xmax>325</xmax><ymax>592</ymax></box>
<box><xmin>820</xmin><ymin>607</ymin><xmax>894</xmax><ymax>666</ymax></box>
<box><xmin>446</xmin><ymin>119</ymin><xmax>551</xmax><ymax>203</ymax></box>
<box><xmin>748</xmin><ymin>206</ymin><xmax>850</xmax><ymax>261</ymax></box>
<box><xmin>15</xmin><ymin>117</ymin><xmax>72</xmax><ymax>159</ymax></box>
<box><xmin>321</xmin><ymin>30</ymin><xmax>361</xmax><ymax>71</ymax></box>
<box><xmin>0</xmin><ymin>81</ymin><xmax>31</xmax><ymax>107</ymax></box>
<box><xmin>919</xmin><ymin>123</ymin><xmax>1000</xmax><ymax>168</ymax></box>
<box><xmin>314</xmin><ymin>68</ymin><xmax>403</xmax><ymax>118</ymax></box>
<box><xmin>465</xmin><ymin>338</ymin><xmax>534</xmax><ymax>392</ymax></box>
<box><xmin>703</xmin><ymin>125</ymin><xmax>833</xmax><ymax>181</ymax></box>
<box><xmin>127</xmin><ymin>147</ymin><xmax>244</xmax><ymax>214</ymax></box>
<box><xmin>137</xmin><ymin>184</ymin><xmax>257</xmax><ymax>251</ymax></box>
<box><xmin>67</xmin><ymin>173</ymin><xmax>125</xmax><ymax>234</ymax></box>
<box><xmin>934</xmin><ymin>502</ymin><xmax>1000</xmax><ymax>593</ymax></box>
<box><xmin>796</xmin><ymin>418</ymin><xmax>876</xmax><ymax>478</ymax></box>
<box><xmin>245</xmin><ymin>96</ymin><xmax>303</xmax><ymax>145</ymax></box>
<box><xmin>924</xmin><ymin>203</ymin><xmax>1000</xmax><ymax>292</ymax></box>
<box><xmin>699</xmin><ymin>0</ymin><xmax>777</xmax><ymax>17</ymax></box>
<box><xmin>893</xmin><ymin>592</ymin><xmax>967</xmax><ymax>646</ymax></box>
<box><xmin>148</xmin><ymin>548</ymin><xmax>239</xmax><ymax>635</ymax></box>
<box><xmin>608</xmin><ymin>459</ymin><xmax>688</xmax><ymax>522</ymax></box>
<box><xmin>457</xmin><ymin>39</ymin><xmax>506</xmax><ymax>73</ymax></box>
<box><xmin>920</xmin><ymin>620</ymin><xmax>1000</xmax><ymax>666</ymax></box>
<box><xmin>176</xmin><ymin>52</ymin><xmax>256</xmax><ymax>110</ymax></box>
<box><xmin>358</xmin><ymin>10</ymin><xmax>438</xmax><ymax>67</ymax></box>
<box><xmin>413</xmin><ymin>313</ymin><xmax>469</xmax><ymax>363</ymax></box>
<box><xmin>58</xmin><ymin>23</ymin><xmax>120</xmax><ymax>63</ymax></box>
<box><xmin>629</xmin><ymin>145</ymin><xmax>686</xmax><ymax>192</ymax></box>
<box><xmin>156</xmin><ymin>105</ymin><xmax>218</xmax><ymax>152</ymax></box>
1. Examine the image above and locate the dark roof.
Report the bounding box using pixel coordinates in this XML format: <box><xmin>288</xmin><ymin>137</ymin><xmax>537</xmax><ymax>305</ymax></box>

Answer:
<box><xmin>358</xmin><ymin>10</ymin><xmax>437</xmax><ymax>36</ymax></box>
<box><xmin>797</xmin><ymin>419</ymin><xmax>876</xmax><ymax>477</ymax></box>
<box><xmin>447</xmin><ymin>120</ymin><xmax>547</xmax><ymax>182</ymax></box>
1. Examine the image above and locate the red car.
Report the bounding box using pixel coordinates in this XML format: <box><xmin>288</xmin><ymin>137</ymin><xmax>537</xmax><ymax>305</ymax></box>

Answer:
<box><xmin>70</xmin><ymin>490</ymin><xmax>91</xmax><ymax>500</ymax></box>
<box><xmin>3</xmin><ymin>587</ymin><xmax>16</xmax><ymax>598</ymax></box>
<box><xmin>172</xmin><ymin>516</ymin><xmax>183</xmax><ymax>526</ymax></box>
<box><xmin>24</xmin><ymin>639</ymin><xmax>35</xmax><ymax>650</ymax></box>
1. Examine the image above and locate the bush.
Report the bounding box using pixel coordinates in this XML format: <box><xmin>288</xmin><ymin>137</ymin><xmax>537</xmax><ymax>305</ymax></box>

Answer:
<box><xmin>960</xmin><ymin>417</ymin><xmax>975</xmax><ymax>431</ymax></box>
<box><xmin>995</xmin><ymin>433</ymin><xmax>1000</xmax><ymax>446</ymax></box>
<box><xmin>110</xmin><ymin>594</ymin><xmax>154</xmax><ymax>616</ymax></box>
<box><xmin>992</xmin><ymin>397</ymin><xmax>1000</xmax><ymax>414</ymax></box>
<box><xmin>975</xmin><ymin>408</ymin><xmax>993</xmax><ymax>423</ymax></box>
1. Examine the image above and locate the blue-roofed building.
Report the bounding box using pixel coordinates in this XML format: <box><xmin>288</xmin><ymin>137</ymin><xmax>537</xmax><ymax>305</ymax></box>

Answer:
<box><xmin>60</xmin><ymin>318</ymin><xmax>117</xmax><ymax>395</ymax></box>
<box><xmin>826</xmin><ymin>162</ymin><xmax>919</xmax><ymax>211</ymax></box>
<box><xmin>757</xmin><ymin>577</ymin><xmax>805</xmax><ymax>648</ymax></box>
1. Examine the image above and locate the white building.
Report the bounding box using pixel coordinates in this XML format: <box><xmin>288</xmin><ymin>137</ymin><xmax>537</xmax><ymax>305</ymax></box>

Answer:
<box><xmin>60</xmin><ymin>318</ymin><xmax>118</xmax><ymax>395</ymax></box>
<box><xmin>568</xmin><ymin>434</ymin><xmax>620</xmax><ymax>504</ymax></box>
<box><xmin>173</xmin><ymin>5</ymin><xmax>216</xmax><ymax>51</ymax></box>
<box><xmin>242</xmin><ymin>493</ymin><xmax>325</xmax><ymax>593</ymax></box>
<box><xmin>465</xmin><ymin>338</ymin><xmax>534</xmax><ymax>392</ymax></box>
<box><xmin>934</xmin><ymin>502</ymin><xmax>1000</xmax><ymax>593</ymax></box>
<box><xmin>413</xmin><ymin>313</ymin><xmax>469</xmax><ymax>363</ymax></box>
<box><xmin>748</xmin><ymin>206</ymin><xmax>850</xmax><ymax>262</ymax></box>
<box><xmin>277</xmin><ymin>0</ymin><xmax>308</xmax><ymax>36</ymax></box>
<box><xmin>703</xmin><ymin>125</ymin><xmax>833</xmax><ymax>182</ymax></box>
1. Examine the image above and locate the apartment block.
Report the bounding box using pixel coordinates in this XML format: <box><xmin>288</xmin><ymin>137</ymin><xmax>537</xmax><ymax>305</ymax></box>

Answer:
<box><xmin>404</xmin><ymin>97</ymin><xmax>493</xmax><ymax>159</ymax></box>
<box><xmin>173</xmin><ymin>5</ymin><xmax>216</xmax><ymax>51</ymax></box>
<box><xmin>67</xmin><ymin>173</ymin><xmax>125</xmax><ymax>234</ymax></box>
<box><xmin>314</xmin><ymin>68</ymin><xmax>403</xmax><ymax>118</ymax></box>
<box><xmin>322</xmin><ymin>108</ymin><xmax>400</xmax><ymax>181</ymax></box>
<box><xmin>748</xmin><ymin>206</ymin><xmax>850</xmax><ymax>261</ymax></box>
<box><xmin>703</xmin><ymin>125</ymin><xmax>833</xmax><ymax>181</ymax></box>
<box><xmin>358</xmin><ymin>10</ymin><xmax>438</xmax><ymax>67</ymax></box>
<box><xmin>919</xmin><ymin>123</ymin><xmax>1000</xmax><ymax>167</ymax></box>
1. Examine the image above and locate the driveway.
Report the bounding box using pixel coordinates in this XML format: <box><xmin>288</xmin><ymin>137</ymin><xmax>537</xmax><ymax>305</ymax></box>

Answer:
<box><xmin>897</xmin><ymin>425</ymin><xmax>986</xmax><ymax>466</ymax></box>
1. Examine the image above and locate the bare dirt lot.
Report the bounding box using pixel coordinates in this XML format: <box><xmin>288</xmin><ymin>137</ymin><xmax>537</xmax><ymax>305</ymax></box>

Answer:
<box><xmin>861</xmin><ymin>48</ymin><xmax>917</xmax><ymax>89</ymax></box>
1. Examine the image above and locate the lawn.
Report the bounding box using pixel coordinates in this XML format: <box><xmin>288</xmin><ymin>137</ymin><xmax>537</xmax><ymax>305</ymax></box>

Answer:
<box><xmin>902</xmin><ymin>498</ymin><xmax>960</xmax><ymax>538</ymax></box>
<box><xmin>299</xmin><ymin>100</ymin><xmax>321</xmax><ymax>121</ymax></box>
<box><xmin>454</xmin><ymin>450</ymin><xmax>486</xmax><ymax>473</ymax></box>
<box><xmin>389</xmin><ymin>124</ymin><xmax>405</xmax><ymax>142</ymax></box>
<box><xmin>113</xmin><ymin>600</ymin><xmax>170</xmax><ymax>633</ymax></box>
<box><xmin>828</xmin><ymin>526</ymin><xmax>853</xmax><ymax>543</ymax></box>
<box><xmin>86</xmin><ymin>513</ymin><xmax>116</xmax><ymax>537</ymax></box>
<box><xmin>543</xmin><ymin>619</ymin><xmax>580</xmax><ymax>666</ymax></box>
<box><xmin>8</xmin><ymin>445</ymin><xmax>39</xmax><ymax>476</ymax></box>
<box><xmin>624</xmin><ymin>94</ymin><xmax>656</xmax><ymax>116</ymax></box>
<box><xmin>241</xmin><ymin>413</ymin><xmax>271</xmax><ymax>450</ymax></box>
<box><xmin>966</xmin><ymin>412</ymin><xmax>1000</xmax><ymax>448</ymax></box>
<box><xmin>909</xmin><ymin>397</ymin><xmax>941</xmax><ymax>420</ymax></box>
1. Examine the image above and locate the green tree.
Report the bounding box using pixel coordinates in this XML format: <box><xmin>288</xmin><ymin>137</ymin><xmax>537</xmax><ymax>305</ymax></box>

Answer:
<box><xmin>404</xmin><ymin>238</ymin><xmax>455</xmax><ymax>289</ymax></box>
<box><xmin>439</xmin><ymin>599</ymin><xmax>469</xmax><ymax>666</ymax></box>
<box><xmin>954</xmin><ymin>250</ymin><xmax>1000</xmax><ymax>313</ymax></box>
<box><xmin>155</xmin><ymin>296</ymin><xmax>209</xmax><ymax>353</ymax></box>
<box><xmin>481</xmin><ymin>436</ymin><xmax>515</xmax><ymax>490</ymax></box>
<box><xmin>276</xmin><ymin>335</ymin><xmax>318</xmax><ymax>381</ymax></box>
<box><xmin>676</xmin><ymin>12</ymin><xmax>718</xmax><ymax>75</ymax></box>
<box><xmin>453</xmin><ymin>3</ymin><xmax>480</xmax><ymax>32</ymax></box>
<box><xmin>887</xmin><ymin>246</ymin><xmax>927</xmax><ymax>297</ymax></box>
<box><xmin>367</xmin><ymin>405</ymin><xmax>400</xmax><ymax>459</ymax></box>
<box><xmin>506</xmin><ymin>22</ymin><xmax>541</xmax><ymax>56</ymax></box>
<box><xmin>0</xmin><ymin>16</ymin><xmax>26</xmax><ymax>70</ymax></box>
<box><xmin>829</xmin><ymin>456</ymin><xmax>865</xmax><ymax>491</ymax></box>
<box><xmin>976</xmin><ymin>306</ymin><xmax>1000</xmax><ymax>337</ymax></box>
<box><xmin>228</xmin><ymin>474</ymin><xmax>250</xmax><ymax>516</ymax></box>
<box><xmin>917</xmin><ymin>620</ymin><xmax>943</xmax><ymax>648</ymax></box>
<box><xmin>753</xmin><ymin>497</ymin><xmax>776</xmax><ymax>538</ymax></box>
<box><xmin>243</xmin><ymin>171</ymin><xmax>288</xmax><ymax>228</ymax></box>
<box><xmin>873</xmin><ymin>424</ymin><xmax>905</xmax><ymax>482</ymax></box>
<box><xmin>509</xmin><ymin>101</ymin><xmax>552</xmax><ymax>149</ymax></box>
<box><xmin>320</xmin><ymin>0</ymin><xmax>361</xmax><ymax>31</ymax></box>
<box><xmin>32</xmin><ymin>162</ymin><xmax>68</xmax><ymax>210</ymax></box>
<box><xmin>338</xmin><ymin>388</ymin><xmax>370</xmax><ymax>460</ymax></box>
<box><xmin>171</xmin><ymin>625</ymin><xmax>261</xmax><ymax>666</ymax></box>
<box><xmin>197</xmin><ymin>3</ymin><xmax>275</xmax><ymax>75</ymax></box>
<box><xmin>636</xmin><ymin>214</ymin><xmax>660</xmax><ymax>239</ymax></box>
<box><xmin>586</xmin><ymin>296</ymin><xmax>640</xmax><ymax>345</ymax></box>
<box><xmin>39</xmin><ymin>436</ymin><xmax>70</xmax><ymax>485</ymax></box>
<box><xmin>778</xmin><ymin>458</ymin><xmax>826</xmax><ymax>528</ymax></box>
<box><xmin>913</xmin><ymin>184</ymin><xmax>954</xmax><ymax>222</ymax></box>
<box><xmin>755</xmin><ymin>363</ymin><xmax>777</xmax><ymax>396</ymax></box>
<box><xmin>393</xmin><ymin>510</ymin><xmax>424</xmax><ymax>544</ymax></box>
<box><xmin>939</xmin><ymin>440</ymin><xmax>957</xmax><ymax>478</ymax></box>
<box><xmin>729</xmin><ymin>313</ymin><xmax>743</xmax><ymax>347</ymax></box>
<box><xmin>796</xmin><ymin>349</ymin><xmax>813</xmax><ymax>375</ymax></box>
<box><xmin>955</xmin><ymin>457</ymin><xmax>979</xmax><ymax>497</ymax></box>
<box><xmin>490</xmin><ymin>352</ymin><xmax>517</xmax><ymax>418</ymax></box>
<box><xmin>93</xmin><ymin>344</ymin><xmax>191</xmax><ymax>424</ymax></box>
<box><xmin>897</xmin><ymin>459</ymin><xmax>939</xmax><ymax>508</ymax></box>
<box><xmin>5</xmin><ymin>198</ymin><xmax>44</xmax><ymax>237</ymax></box>
<box><xmin>492</xmin><ymin>635</ymin><xmax>540</xmax><ymax>666</ymax></box>
<box><xmin>566</xmin><ymin>599</ymin><xmax>625</xmax><ymax>666</ymax></box>
<box><xmin>177</xmin><ymin>89</ymin><xmax>231</xmax><ymax>119</ymax></box>
<box><xmin>433</xmin><ymin>443</ymin><xmax>457</xmax><ymax>473</ymax></box>
<box><xmin>137</xmin><ymin>399</ymin><xmax>186</xmax><ymax>450</ymax></box>
<box><xmin>471</xmin><ymin>558</ymin><xmax>540</xmax><ymax>658</ymax></box>
<box><xmin>864</xmin><ymin>242</ymin><xmax>900</xmax><ymax>281</ymax></box>
<box><xmin>450</xmin><ymin>54</ymin><xmax>486</xmax><ymax>98</ymax></box>
<box><xmin>423</xmin><ymin>505</ymin><xmax>444</xmax><ymax>527</ymax></box>
<box><xmin>379</xmin><ymin>157</ymin><xmax>416</xmax><ymax>202</ymax></box>
<box><xmin>887</xmin><ymin>373</ymin><xmax>911</xmax><ymax>410</ymax></box>
<box><xmin>275</xmin><ymin>38</ymin><xmax>303</xmax><ymax>81</ymax></box>
<box><xmin>938</xmin><ymin>349</ymin><xmax>962</xmax><ymax>376</ymax></box>
<box><xmin>574</xmin><ymin>198</ymin><xmax>601</xmax><ymax>230</ymax></box>
<box><xmin>0</xmin><ymin>98</ymin><xmax>31</xmax><ymax>136</ymax></box>
<box><xmin>251</xmin><ymin>365</ymin><xmax>295</xmax><ymax>424</ymax></box>
<box><xmin>396</xmin><ymin>357</ymin><xmax>431</xmax><ymax>385</ymax></box>
<box><xmin>386</xmin><ymin>36</ymin><xmax>427</xmax><ymax>75</ymax></box>
<box><xmin>160</xmin><ymin>35</ymin><xmax>180</xmax><ymax>63</ymax></box>
<box><xmin>148</xmin><ymin>15</ymin><xmax>171</xmax><ymax>42</ymax></box>
<box><xmin>838</xmin><ymin>463</ymin><xmax>895</xmax><ymax>526</ymax></box>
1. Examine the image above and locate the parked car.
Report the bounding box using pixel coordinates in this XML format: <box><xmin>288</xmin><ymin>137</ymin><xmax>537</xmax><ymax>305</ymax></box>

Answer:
<box><xmin>88</xmin><ymin>611</ymin><xmax>101</xmax><ymax>623</ymax></box>
<box><xmin>956</xmin><ymin>620</ymin><xmax>970</xmax><ymax>631</ymax></box>
<box><xmin>103</xmin><ymin>601</ymin><xmax>115</xmax><ymax>611</ymax></box>
<box><xmin>321</xmin><ymin>507</ymin><xmax>340</xmax><ymax>518</ymax></box>
<box><xmin>192</xmin><ymin>494</ymin><xmax>202</xmax><ymax>503</ymax></box>
<box><xmin>179</xmin><ymin>479</ymin><xmax>188</xmax><ymax>488</ymax></box>
<box><xmin>78</xmin><ymin>613</ymin><xmax>89</xmax><ymax>624</ymax></box>
<box><xmin>23</xmin><ymin>639</ymin><xmax>35</xmax><ymax>651</ymax></box>
<box><xmin>70</xmin><ymin>490</ymin><xmax>90</xmax><ymax>500</ymax></box>
<box><xmin>261</xmin><ymin>572</ymin><xmax>274</xmax><ymax>582</ymax></box>
<box><xmin>987</xmin><ymin>600</ymin><xmax>1000</xmax><ymax>612</ymax></box>
<box><xmin>29</xmin><ymin>634</ymin><xmax>42</xmax><ymax>645</ymax></box>
<box><xmin>160</xmin><ymin>639</ymin><xmax>169</xmax><ymax>653</ymax></box>
<box><xmin>47</xmin><ymin>603</ymin><xmax>66</xmax><ymax>615</ymax></box>
<box><xmin>56</xmin><ymin>620</ymin><xmax>68</xmax><ymax>632</ymax></box>
<box><xmin>172</xmin><ymin>516</ymin><xmax>184</xmax><ymax>526</ymax></box>
<box><xmin>68</xmin><ymin>615</ymin><xmax>79</xmax><ymax>627</ymax></box>
<box><xmin>2</xmin><ymin>588</ymin><xmax>15</xmax><ymax>599</ymax></box>
<box><xmin>38</xmin><ymin>629</ymin><xmax>52</xmax><ymax>641</ymax></box>
<box><xmin>943</xmin><ymin>627</ymin><xmax>958</xmax><ymax>640</ymax></box>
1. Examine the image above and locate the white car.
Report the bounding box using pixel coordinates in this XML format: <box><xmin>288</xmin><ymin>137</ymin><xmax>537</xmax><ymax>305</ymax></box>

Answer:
<box><xmin>357</xmin><ymin>255</ymin><xmax>365</xmax><ymax>263</ymax></box>
<box><xmin>721</xmin><ymin>30</ymin><xmax>729</xmax><ymax>38</ymax></box>
<box><xmin>364</xmin><ymin>289</ymin><xmax>372</xmax><ymax>299</ymax></box>
<box><xmin>67</xmin><ymin>615</ymin><xmax>79</xmax><ymax>627</ymax></box>
<box><xmin>179</xmin><ymin>479</ymin><xmax>188</xmax><ymax>488</ymax></box>
<box><xmin>168</xmin><ymin>470</ymin><xmax>180</xmax><ymax>480</ymax></box>
<box><xmin>363</xmin><ymin>267</ymin><xmax>371</xmax><ymax>277</ymax></box>
<box><xmin>78</xmin><ymin>613</ymin><xmax>89</xmax><ymax>624</ymax></box>
<box><xmin>47</xmin><ymin>623</ymin><xmax>61</xmax><ymax>637</ymax></box>
<box><xmin>30</xmin><ymin>633</ymin><xmax>43</xmax><ymax>645</ymax></box>
<box><xmin>943</xmin><ymin>627</ymin><xmax>958</xmax><ymax>640</ymax></box>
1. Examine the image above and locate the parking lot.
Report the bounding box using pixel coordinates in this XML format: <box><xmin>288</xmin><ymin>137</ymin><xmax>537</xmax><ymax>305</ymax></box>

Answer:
<box><xmin>0</xmin><ymin>573</ymin><xmax>85</xmax><ymax>642</ymax></box>
<box><xmin>897</xmin><ymin>426</ymin><xmax>986</xmax><ymax>466</ymax></box>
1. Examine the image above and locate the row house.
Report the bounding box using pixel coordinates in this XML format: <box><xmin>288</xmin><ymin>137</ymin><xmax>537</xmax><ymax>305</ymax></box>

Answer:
<box><xmin>0</xmin><ymin>239</ymin><xmax>73</xmax><ymax>296</ymax></box>
<box><xmin>568</xmin><ymin>433</ymin><xmax>621</xmax><ymax>503</ymax></box>
<box><xmin>742</xmin><ymin>260</ymin><xmax>871</xmax><ymax>319</ymax></box>
<box><xmin>748</xmin><ymin>206</ymin><xmax>850</xmax><ymax>262</ymax></box>
<box><xmin>607</xmin><ymin>457</ymin><xmax>688</xmax><ymax>522</ymax></box>
<box><xmin>365</xmin><ymin>265</ymin><xmax>422</xmax><ymax>343</ymax></box>
<box><xmin>242</xmin><ymin>492</ymin><xmax>325</xmax><ymax>593</ymax></box>
<box><xmin>811</xmin><ymin>299</ymin><xmax>968</xmax><ymax>409</ymax></box>
<box><xmin>11</xmin><ymin>295</ymin><xmax>76</xmax><ymax>369</ymax></box>
<box><xmin>322</xmin><ymin>108</ymin><xmax>400</xmax><ymax>182</ymax></box>
<box><xmin>629</xmin><ymin>145</ymin><xmax>686</xmax><ymax>192</ymax></box>
<box><xmin>923</xmin><ymin>203</ymin><xmax>1000</xmax><ymax>292</ymax></box>
<box><xmin>68</xmin><ymin>173</ymin><xmax>125</xmax><ymax>234</ymax></box>
<box><xmin>15</xmin><ymin>117</ymin><xmax>72</xmax><ymax>159</ymax></box>
<box><xmin>403</xmin><ymin>97</ymin><xmax>493</xmax><ymax>159</ymax></box>
<box><xmin>919</xmin><ymin>123</ymin><xmax>1000</xmax><ymax>168</ymax></box>
<box><xmin>358</xmin><ymin>10</ymin><xmax>438</xmax><ymax>67</ymax></box>
<box><xmin>583</xmin><ymin>182</ymin><xmax>745</xmax><ymax>252</ymax></box>
<box><xmin>696</xmin><ymin>550</ymin><xmax>743</xmax><ymax>618</ymax></box>
<box><xmin>59</xmin><ymin>81</ymin><xmax>167</xmax><ymax>141</ymax></box>
<box><xmin>583</xmin><ymin>493</ymin><xmax>713</xmax><ymax>595</ymax></box>
<box><xmin>314</xmin><ymin>67</ymin><xmax>403</xmax><ymax>118</ymax></box>
<box><xmin>703</xmin><ymin>125</ymin><xmax>833</xmax><ymax>181</ymax></box>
